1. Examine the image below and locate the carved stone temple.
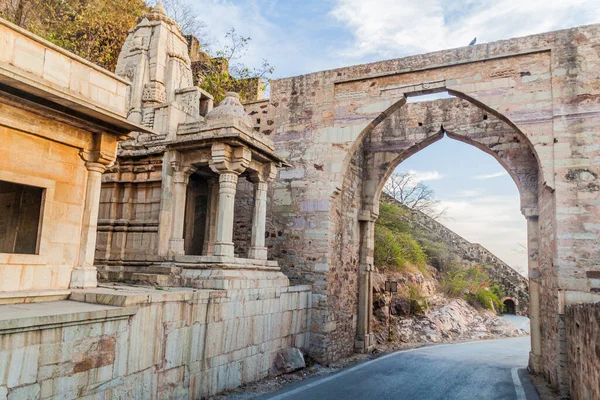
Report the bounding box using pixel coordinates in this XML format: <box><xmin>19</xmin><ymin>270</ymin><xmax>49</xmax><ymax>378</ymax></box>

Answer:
<box><xmin>95</xmin><ymin>5</ymin><xmax>287</xmax><ymax>289</ymax></box>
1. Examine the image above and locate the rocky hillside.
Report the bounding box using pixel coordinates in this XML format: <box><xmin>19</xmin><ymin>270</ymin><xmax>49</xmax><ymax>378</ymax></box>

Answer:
<box><xmin>371</xmin><ymin>270</ymin><xmax>527</xmax><ymax>347</ymax></box>
<box><xmin>399</xmin><ymin>205</ymin><xmax>529</xmax><ymax>315</ymax></box>
<box><xmin>372</xmin><ymin>202</ymin><xmax>530</xmax><ymax>347</ymax></box>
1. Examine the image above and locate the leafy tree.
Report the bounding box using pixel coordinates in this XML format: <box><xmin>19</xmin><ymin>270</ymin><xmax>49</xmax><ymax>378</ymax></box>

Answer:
<box><xmin>383</xmin><ymin>172</ymin><xmax>446</xmax><ymax>219</ymax></box>
<box><xmin>196</xmin><ymin>28</ymin><xmax>274</xmax><ymax>103</ymax></box>
<box><xmin>374</xmin><ymin>204</ymin><xmax>427</xmax><ymax>274</ymax></box>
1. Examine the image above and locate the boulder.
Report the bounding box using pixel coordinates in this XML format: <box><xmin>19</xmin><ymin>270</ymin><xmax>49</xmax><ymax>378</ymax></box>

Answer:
<box><xmin>270</xmin><ymin>347</ymin><xmax>306</xmax><ymax>376</ymax></box>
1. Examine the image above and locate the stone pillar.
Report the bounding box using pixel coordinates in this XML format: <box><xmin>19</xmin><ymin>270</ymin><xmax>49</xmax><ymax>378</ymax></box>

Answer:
<box><xmin>213</xmin><ymin>172</ymin><xmax>238</xmax><ymax>257</ymax></box>
<box><xmin>356</xmin><ymin>209</ymin><xmax>377</xmax><ymax>352</ymax></box>
<box><xmin>168</xmin><ymin>162</ymin><xmax>197</xmax><ymax>255</ymax></box>
<box><xmin>70</xmin><ymin>162</ymin><xmax>107</xmax><ymax>288</ymax></box>
<box><xmin>203</xmin><ymin>179</ymin><xmax>219</xmax><ymax>255</ymax></box>
<box><xmin>526</xmin><ymin>215</ymin><xmax>542</xmax><ymax>373</ymax></box>
<box><xmin>209</xmin><ymin>143</ymin><xmax>251</xmax><ymax>257</ymax></box>
<box><xmin>249</xmin><ymin>181</ymin><xmax>268</xmax><ymax>260</ymax></box>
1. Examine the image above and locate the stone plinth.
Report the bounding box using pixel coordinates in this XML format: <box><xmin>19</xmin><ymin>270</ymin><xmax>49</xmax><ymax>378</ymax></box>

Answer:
<box><xmin>0</xmin><ymin>283</ymin><xmax>311</xmax><ymax>398</ymax></box>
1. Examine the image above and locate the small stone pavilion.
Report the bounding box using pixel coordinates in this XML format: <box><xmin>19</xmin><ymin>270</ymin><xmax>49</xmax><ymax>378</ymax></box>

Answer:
<box><xmin>95</xmin><ymin>4</ymin><xmax>286</xmax><ymax>288</ymax></box>
<box><xmin>0</xmin><ymin>17</ymin><xmax>149</xmax><ymax>298</ymax></box>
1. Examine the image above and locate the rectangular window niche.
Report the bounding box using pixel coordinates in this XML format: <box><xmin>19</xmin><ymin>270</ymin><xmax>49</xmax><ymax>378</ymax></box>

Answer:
<box><xmin>0</xmin><ymin>180</ymin><xmax>44</xmax><ymax>254</ymax></box>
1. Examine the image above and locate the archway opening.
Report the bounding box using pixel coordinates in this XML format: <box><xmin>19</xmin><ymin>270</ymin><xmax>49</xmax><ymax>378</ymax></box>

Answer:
<box><xmin>351</xmin><ymin>90</ymin><xmax>539</xmax><ymax>360</ymax></box>
<box><xmin>503</xmin><ymin>299</ymin><xmax>517</xmax><ymax>315</ymax></box>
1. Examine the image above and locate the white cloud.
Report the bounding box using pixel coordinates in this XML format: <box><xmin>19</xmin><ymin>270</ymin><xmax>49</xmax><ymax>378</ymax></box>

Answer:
<box><xmin>454</xmin><ymin>190</ymin><xmax>481</xmax><ymax>197</ymax></box>
<box><xmin>408</xmin><ymin>170</ymin><xmax>444</xmax><ymax>182</ymax></box>
<box><xmin>436</xmin><ymin>195</ymin><xmax>527</xmax><ymax>275</ymax></box>
<box><xmin>330</xmin><ymin>0</ymin><xmax>600</xmax><ymax>61</ymax></box>
<box><xmin>474</xmin><ymin>171</ymin><xmax>508</xmax><ymax>180</ymax></box>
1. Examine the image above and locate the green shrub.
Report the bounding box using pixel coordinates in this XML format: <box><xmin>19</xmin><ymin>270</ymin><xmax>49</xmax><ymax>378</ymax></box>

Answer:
<box><xmin>440</xmin><ymin>265</ymin><xmax>504</xmax><ymax>313</ymax></box>
<box><xmin>374</xmin><ymin>225</ymin><xmax>405</xmax><ymax>270</ymax></box>
<box><xmin>395</xmin><ymin>232</ymin><xmax>427</xmax><ymax>267</ymax></box>
<box><xmin>407</xmin><ymin>284</ymin><xmax>429</xmax><ymax>315</ymax></box>
<box><xmin>377</xmin><ymin>203</ymin><xmax>410</xmax><ymax>233</ymax></box>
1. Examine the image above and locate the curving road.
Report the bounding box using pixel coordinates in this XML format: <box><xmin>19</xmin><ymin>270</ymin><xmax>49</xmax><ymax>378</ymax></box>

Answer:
<box><xmin>260</xmin><ymin>337</ymin><xmax>539</xmax><ymax>400</ymax></box>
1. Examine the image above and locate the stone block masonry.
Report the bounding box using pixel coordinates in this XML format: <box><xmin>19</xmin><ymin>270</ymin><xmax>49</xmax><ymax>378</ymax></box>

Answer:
<box><xmin>0</xmin><ymin>284</ymin><xmax>311</xmax><ymax>399</ymax></box>
<box><xmin>565</xmin><ymin>302</ymin><xmax>600</xmax><ymax>400</ymax></box>
<box><xmin>245</xmin><ymin>23</ymin><xmax>600</xmax><ymax>397</ymax></box>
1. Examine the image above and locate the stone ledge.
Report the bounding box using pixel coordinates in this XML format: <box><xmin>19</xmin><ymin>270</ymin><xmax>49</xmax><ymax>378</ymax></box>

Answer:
<box><xmin>0</xmin><ymin>300</ymin><xmax>137</xmax><ymax>334</ymax></box>
<box><xmin>285</xmin><ymin>285</ymin><xmax>312</xmax><ymax>293</ymax></box>
<box><xmin>70</xmin><ymin>284</ymin><xmax>221</xmax><ymax>307</ymax></box>
<box><xmin>176</xmin><ymin>255</ymin><xmax>279</xmax><ymax>269</ymax></box>
<box><xmin>0</xmin><ymin>289</ymin><xmax>71</xmax><ymax>305</ymax></box>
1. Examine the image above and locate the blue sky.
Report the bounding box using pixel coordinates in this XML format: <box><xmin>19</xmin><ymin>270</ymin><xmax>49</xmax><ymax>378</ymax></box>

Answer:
<box><xmin>179</xmin><ymin>0</ymin><xmax>600</xmax><ymax>275</ymax></box>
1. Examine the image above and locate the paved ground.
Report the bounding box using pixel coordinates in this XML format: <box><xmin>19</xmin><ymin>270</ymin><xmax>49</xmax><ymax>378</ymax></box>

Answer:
<box><xmin>260</xmin><ymin>337</ymin><xmax>539</xmax><ymax>400</ymax></box>
<box><xmin>501</xmin><ymin>315</ymin><xmax>531</xmax><ymax>333</ymax></box>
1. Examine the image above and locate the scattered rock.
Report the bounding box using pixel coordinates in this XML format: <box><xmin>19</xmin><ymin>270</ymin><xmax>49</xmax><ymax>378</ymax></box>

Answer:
<box><xmin>270</xmin><ymin>348</ymin><xmax>306</xmax><ymax>376</ymax></box>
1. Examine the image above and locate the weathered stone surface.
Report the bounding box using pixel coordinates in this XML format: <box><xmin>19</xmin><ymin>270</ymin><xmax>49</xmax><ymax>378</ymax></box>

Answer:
<box><xmin>0</xmin><ymin>283</ymin><xmax>311</xmax><ymax>398</ymax></box>
<box><xmin>270</xmin><ymin>347</ymin><xmax>306</xmax><ymax>376</ymax></box>
<box><xmin>243</xmin><ymin>23</ymin><xmax>600</xmax><ymax>397</ymax></box>
<box><xmin>566</xmin><ymin>302</ymin><xmax>600</xmax><ymax>400</ymax></box>
<box><xmin>7</xmin><ymin>383</ymin><xmax>40</xmax><ymax>400</ymax></box>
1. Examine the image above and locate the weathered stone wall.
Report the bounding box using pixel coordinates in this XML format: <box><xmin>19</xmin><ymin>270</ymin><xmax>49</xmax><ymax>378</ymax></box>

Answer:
<box><xmin>565</xmin><ymin>302</ymin><xmax>600</xmax><ymax>400</ymax></box>
<box><xmin>400</xmin><ymin>206</ymin><xmax>530</xmax><ymax>315</ymax></box>
<box><xmin>246</xmin><ymin>25</ymin><xmax>600</xmax><ymax>396</ymax></box>
<box><xmin>97</xmin><ymin>156</ymin><xmax>164</xmax><ymax>262</ymax></box>
<box><xmin>233</xmin><ymin>177</ymin><xmax>255</xmax><ymax>258</ymax></box>
<box><xmin>320</xmin><ymin>144</ymin><xmax>364</xmax><ymax>360</ymax></box>
<box><xmin>0</xmin><ymin>284</ymin><xmax>311</xmax><ymax>399</ymax></box>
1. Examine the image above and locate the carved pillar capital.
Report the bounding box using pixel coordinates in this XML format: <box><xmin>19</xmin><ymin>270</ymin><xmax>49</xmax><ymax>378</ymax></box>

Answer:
<box><xmin>84</xmin><ymin>162</ymin><xmax>108</xmax><ymax>174</ymax></box>
<box><xmin>170</xmin><ymin>161</ymin><xmax>197</xmax><ymax>184</ymax></box>
<box><xmin>248</xmin><ymin>162</ymin><xmax>277</xmax><ymax>185</ymax></box>
<box><xmin>358</xmin><ymin>209</ymin><xmax>379</xmax><ymax>222</ymax></box>
<box><xmin>210</xmin><ymin>143</ymin><xmax>251</xmax><ymax>175</ymax></box>
<box><xmin>79</xmin><ymin>132</ymin><xmax>118</xmax><ymax>168</ymax></box>
<box><xmin>521</xmin><ymin>206</ymin><xmax>539</xmax><ymax>219</ymax></box>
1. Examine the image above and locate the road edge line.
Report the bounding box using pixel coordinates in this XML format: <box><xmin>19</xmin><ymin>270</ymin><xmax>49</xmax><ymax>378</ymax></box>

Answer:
<box><xmin>512</xmin><ymin>367</ymin><xmax>527</xmax><ymax>400</ymax></box>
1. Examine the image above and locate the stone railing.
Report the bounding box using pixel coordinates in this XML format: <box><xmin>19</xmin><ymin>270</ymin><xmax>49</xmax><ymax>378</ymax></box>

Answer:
<box><xmin>0</xmin><ymin>18</ymin><xmax>129</xmax><ymax>117</ymax></box>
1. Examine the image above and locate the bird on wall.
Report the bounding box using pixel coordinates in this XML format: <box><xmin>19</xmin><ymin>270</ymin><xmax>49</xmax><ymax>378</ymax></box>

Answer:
<box><xmin>469</xmin><ymin>37</ymin><xmax>477</xmax><ymax>46</ymax></box>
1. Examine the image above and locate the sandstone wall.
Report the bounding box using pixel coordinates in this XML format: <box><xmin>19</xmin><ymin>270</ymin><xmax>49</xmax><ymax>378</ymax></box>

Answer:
<box><xmin>0</xmin><ymin>108</ymin><xmax>90</xmax><ymax>292</ymax></box>
<box><xmin>401</xmin><ymin>206</ymin><xmax>530</xmax><ymax>315</ymax></box>
<box><xmin>565</xmin><ymin>302</ymin><xmax>600</xmax><ymax>400</ymax></box>
<box><xmin>0</xmin><ymin>284</ymin><xmax>311</xmax><ymax>399</ymax></box>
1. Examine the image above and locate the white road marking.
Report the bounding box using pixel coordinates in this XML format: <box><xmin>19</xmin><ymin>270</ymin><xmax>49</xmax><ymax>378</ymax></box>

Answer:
<box><xmin>511</xmin><ymin>367</ymin><xmax>527</xmax><ymax>400</ymax></box>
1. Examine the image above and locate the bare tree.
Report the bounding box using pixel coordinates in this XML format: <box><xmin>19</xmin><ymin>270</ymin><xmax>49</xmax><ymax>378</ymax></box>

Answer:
<box><xmin>0</xmin><ymin>0</ymin><xmax>41</xmax><ymax>27</ymax></box>
<box><xmin>147</xmin><ymin>0</ymin><xmax>208</xmax><ymax>44</ymax></box>
<box><xmin>383</xmin><ymin>172</ymin><xmax>446</xmax><ymax>219</ymax></box>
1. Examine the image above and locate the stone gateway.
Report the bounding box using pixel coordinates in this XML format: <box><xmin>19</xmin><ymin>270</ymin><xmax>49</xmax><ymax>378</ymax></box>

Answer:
<box><xmin>0</xmin><ymin>4</ymin><xmax>599</xmax><ymax>399</ymax></box>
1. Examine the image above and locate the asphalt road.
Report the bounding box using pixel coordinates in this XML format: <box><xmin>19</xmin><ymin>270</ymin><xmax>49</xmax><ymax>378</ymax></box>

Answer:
<box><xmin>261</xmin><ymin>337</ymin><xmax>539</xmax><ymax>400</ymax></box>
